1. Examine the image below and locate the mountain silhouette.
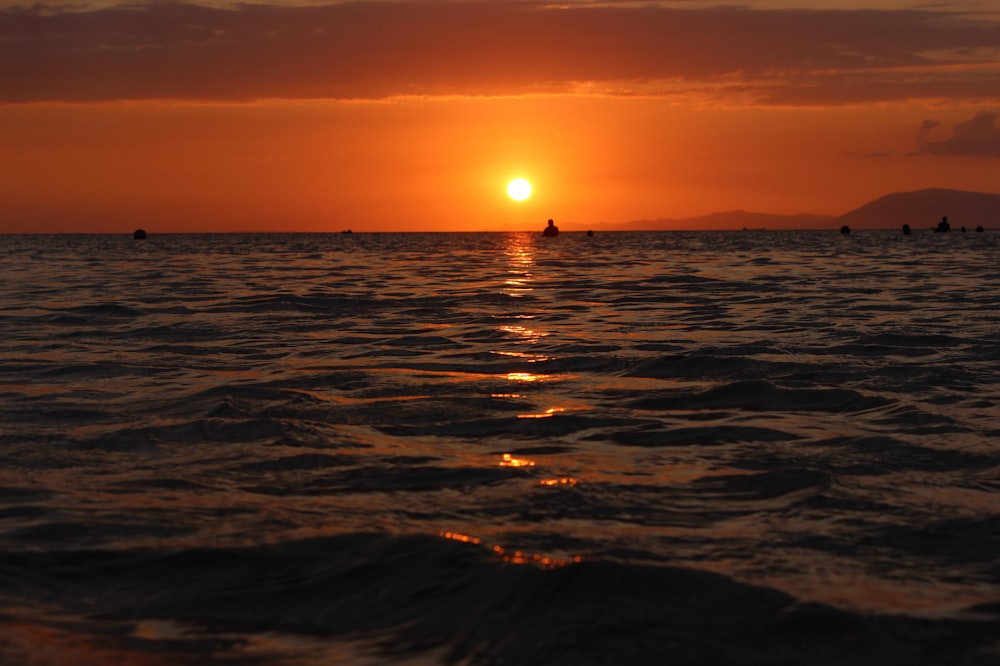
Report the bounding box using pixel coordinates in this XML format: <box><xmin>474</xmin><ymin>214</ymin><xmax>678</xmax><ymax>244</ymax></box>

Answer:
<box><xmin>603</xmin><ymin>211</ymin><xmax>833</xmax><ymax>231</ymax></box>
<box><xmin>606</xmin><ymin>188</ymin><xmax>998</xmax><ymax>231</ymax></box>
<box><xmin>833</xmin><ymin>188</ymin><xmax>1000</xmax><ymax>229</ymax></box>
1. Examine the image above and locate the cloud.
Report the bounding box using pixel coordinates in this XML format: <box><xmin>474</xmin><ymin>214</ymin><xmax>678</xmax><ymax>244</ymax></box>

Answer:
<box><xmin>918</xmin><ymin>111</ymin><xmax>1000</xmax><ymax>157</ymax></box>
<box><xmin>2</xmin><ymin>1</ymin><xmax>1000</xmax><ymax>104</ymax></box>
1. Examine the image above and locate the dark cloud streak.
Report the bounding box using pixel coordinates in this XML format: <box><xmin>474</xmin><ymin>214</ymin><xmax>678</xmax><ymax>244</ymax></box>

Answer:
<box><xmin>919</xmin><ymin>111</ymin><xmax>1000</xmax><ymax>157</ymax></box>
<box><xmin>2</xmin><ymin>1</ymin><xmax>999</xmax><ymax>103</ymax></box>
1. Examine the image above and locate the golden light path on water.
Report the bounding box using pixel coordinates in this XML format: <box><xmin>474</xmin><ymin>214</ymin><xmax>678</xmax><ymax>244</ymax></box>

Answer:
<box><xmin>440</xmin><ymin>232</ymin><xmax>586</xmax><ymax>569</ymax></box>
<box><xmin>472</xmin><ymin>233</ymin><xmax>742</xmax><ymax>571</ymax></box>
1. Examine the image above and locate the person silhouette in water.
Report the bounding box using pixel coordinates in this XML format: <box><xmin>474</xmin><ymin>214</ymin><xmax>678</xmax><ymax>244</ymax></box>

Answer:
<box><xmin>935</xmin><ymin>216</ymin><xmax>951</xmax><ymax>233</ymax></box>
<box><xmin>542</xmin><ymin>219</ymin><xmax>559</xmax><ymax>237</ymax></box>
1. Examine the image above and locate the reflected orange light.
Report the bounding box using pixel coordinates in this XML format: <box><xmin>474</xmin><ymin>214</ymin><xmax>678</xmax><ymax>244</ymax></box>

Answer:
<box><xmin>518</xmin><ymin>407</ymin><xmax>566</xmax><ymax>419</ymax></box>
<box><xmin>498</xmin><ymin>324</ymin><xmax>547</xmax><ymax>342</ymax></box>
<box><xmin>504</xmin><ymin>233</ymin><xmax>535</xmax><ymax>268</ymax></box>
<box><xmin>439</xmin><ymin>531</ymin><xmax>481</xmax><ymax>545</ymax></box>
<box><xmin>505</xmin><ymin>372</ymin><xmax>547</xmax><ymax>382</ymax></box>
<box><xmin>502</xmin><ymin>277</ymin><xmax>534</xmax><ymax>295</ymax></box>
<box><xmin>492</xmin><ymin>350</ymin><xmax>546</xmax><ymax>360</ymax></box>
<box><xmin>499</xmin><ymin>452</ymin><xmax>535</xmax><ymax>467</ymax></box>
<box><xmin>502</xmin><ymin>234</ymin><xmax>535</xmax><ymax>297</ymax></box>
<box><xmin>493</xmin><ymin>545</ymin><xmax>582</xmax><ymax>567</ymax></box>
<box><xmin>540</xmin><ymin>477</ymin><xmax>578</xmax><ymax>487</ymax></box>
<box><xmin>439</xmin><ymin>530</ymin><xmax>582</xmax><ymax>568</ymax></box>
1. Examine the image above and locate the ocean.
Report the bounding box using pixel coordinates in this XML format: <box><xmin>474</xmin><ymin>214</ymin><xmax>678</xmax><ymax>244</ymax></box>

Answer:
<box><xmin>0</xmin><ymin>230</ymin><xmax>997</xmax><ymax>665</ymax></box>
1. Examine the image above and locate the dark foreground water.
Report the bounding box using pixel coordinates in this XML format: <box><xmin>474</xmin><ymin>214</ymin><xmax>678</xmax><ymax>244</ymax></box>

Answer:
<box><xmin>0</xmin><ymin>230</ymin><xmax>998</xmax><ymax>665</ymax></box>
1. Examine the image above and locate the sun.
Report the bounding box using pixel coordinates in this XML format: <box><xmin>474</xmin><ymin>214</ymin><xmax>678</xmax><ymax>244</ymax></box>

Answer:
<box><xmin>507</xmin><ymin>178</ymin><xmax>532</xmax><ymax>201</ymax></box>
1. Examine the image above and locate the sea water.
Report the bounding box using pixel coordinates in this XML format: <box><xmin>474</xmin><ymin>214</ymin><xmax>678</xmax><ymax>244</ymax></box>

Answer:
<box><xmin>0</xmin><ymin>230</ymin><xmax>997</xmax><ymax>664</ymax></box>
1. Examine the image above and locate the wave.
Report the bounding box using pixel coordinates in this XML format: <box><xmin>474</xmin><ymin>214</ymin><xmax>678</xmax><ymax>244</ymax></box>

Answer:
<box><xmin>626</xmin><ymin>379</ymin><xmax>893</xmax><ymax>413</ymax></box>
<box><xmin>1</xmin><ymin>533</ymin><xmax>996</xmax><ymax>666</ymax></box>
<box><xmin>2</xmin><ymin>231</ymin><xmax>1000</xmax><ymax>663</ymax></box>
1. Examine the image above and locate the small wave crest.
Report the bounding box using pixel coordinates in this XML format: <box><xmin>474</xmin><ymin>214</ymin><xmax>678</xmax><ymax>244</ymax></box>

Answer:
<box><xmin>1</xmin><ymin>533</ymin><xmax>995</xmax><ymax>666</ymax></box>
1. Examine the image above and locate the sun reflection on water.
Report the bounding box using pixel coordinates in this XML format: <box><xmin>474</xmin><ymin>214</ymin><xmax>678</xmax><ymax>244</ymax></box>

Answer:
<box><xmin>503</xmin><ymin>277</ymin><xmax>533</xmax><ymax>295</ymax></box>
<box><xmin>497</xmin><ymin>324</ymin><xmax>548</xmax><ymax>343</ymax></box>
<box><xmin>501</xmin><ymin>233</ymin><xmax>535</xmax><ymax>298</ymax></box>
<box><xmin>539</xmin><ymin>477</ymin><xmax>578</xmax><ymax>487</ymax></box>
<box><xmin>440</xmin><ymin>530</ymin><xmax>582</xmax><ymax>568</ymax></box>
<box><xmin>433</xmin><ymin>234</ymin><xmax>587</xmax><ymax>570</ymax></box>
<box><xmin>517</xmin><ymin>407</ymin><xmax>566</xmax><ymax>419</ymax></box>
<box><xmin>491</xmin><ymin>349</ymin><xmax>549</xmax><ymax>361</ymax></box>
<box><xmin>503</xmin><ymin>233</ymin><xmax>535</xmax><ymax>268</ymax></box>
<box><xmin>439</xmin><ymin>531</ymin><xmax>481</xmax><ymax>545</ymax></box>
<box><xmin>498</xmin><ymin>452</ymin><xmax>535</xmax><ymax>467</ymax></box>
<box><xmin>505</xmin><ymin>372</ymin><xmax>547</xmax><ymax>382</ymax></box>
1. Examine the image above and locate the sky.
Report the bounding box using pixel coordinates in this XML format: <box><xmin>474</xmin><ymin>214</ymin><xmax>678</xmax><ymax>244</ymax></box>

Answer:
<box><xmin>2</xmin><ymin>0</ymin><xmax>1000</xmax><ymax>233</ymax></box>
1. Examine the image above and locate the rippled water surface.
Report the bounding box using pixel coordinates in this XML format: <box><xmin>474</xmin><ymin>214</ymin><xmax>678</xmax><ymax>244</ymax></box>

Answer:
<box><xmin>1</xmin><ymin>230</ymin><xmax>998</xmax><ymax>664</ymax></box>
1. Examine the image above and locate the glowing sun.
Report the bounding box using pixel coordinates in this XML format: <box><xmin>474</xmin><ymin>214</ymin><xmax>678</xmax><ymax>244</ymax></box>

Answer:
<box><xmin>507</xmin><ymin>178</ymin><xmax>532</xmax><ymax>201</ymax></box>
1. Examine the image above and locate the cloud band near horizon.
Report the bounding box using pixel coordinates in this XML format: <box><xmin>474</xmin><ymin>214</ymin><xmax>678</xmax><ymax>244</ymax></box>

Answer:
<box><xmin>3</xmin><ymin>1</ymin><xmax>1000</xmax><ymax>105</ymax></box>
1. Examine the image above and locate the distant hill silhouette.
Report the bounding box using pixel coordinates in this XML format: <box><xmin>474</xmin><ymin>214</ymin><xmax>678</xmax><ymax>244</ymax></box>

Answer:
<box><xmin>603</xmin><ymin>211</ymin><xmax>833</xmax><ymax>231</ymax></box>
<box><xmin>604</xmin><ymin>188</ymin><xmax>998</xmax><ymax>231</ymax></box>
<box><xmin>833</xmin><ymin>188</ymin><xmax>1000</xmax><ymax>229</ymax></box>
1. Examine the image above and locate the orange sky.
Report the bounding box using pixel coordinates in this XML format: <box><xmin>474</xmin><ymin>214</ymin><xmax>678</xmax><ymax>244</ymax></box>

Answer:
<box><xmin>2</xmin><ymin>0</ymin><xmax>999</xmax><ymax>233</ymax></box>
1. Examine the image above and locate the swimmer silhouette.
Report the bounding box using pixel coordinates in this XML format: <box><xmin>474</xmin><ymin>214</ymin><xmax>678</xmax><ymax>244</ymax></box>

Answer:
<box><xmin>542</xmin><ymin>219</ymin><xmax>559</xmax><ymax>237</ymax></box>
<box><xmin>133</xmin><ymin>228</ymin><xmax>147</xmax><ymax>239</ymax></box>
<box><xmin>902</xmin><ymin>224</ymin><xmax>911</xmax><ymax>235</ymax></box>
<box><xmin>840</xmin><ymin>225</ymin><xmax>850</xmax><ymax>235</ymax></box>
<box><xmin>935</xmin><ymin>216</ymin><xmax>951</xmax><ymax>233</ymax></box>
